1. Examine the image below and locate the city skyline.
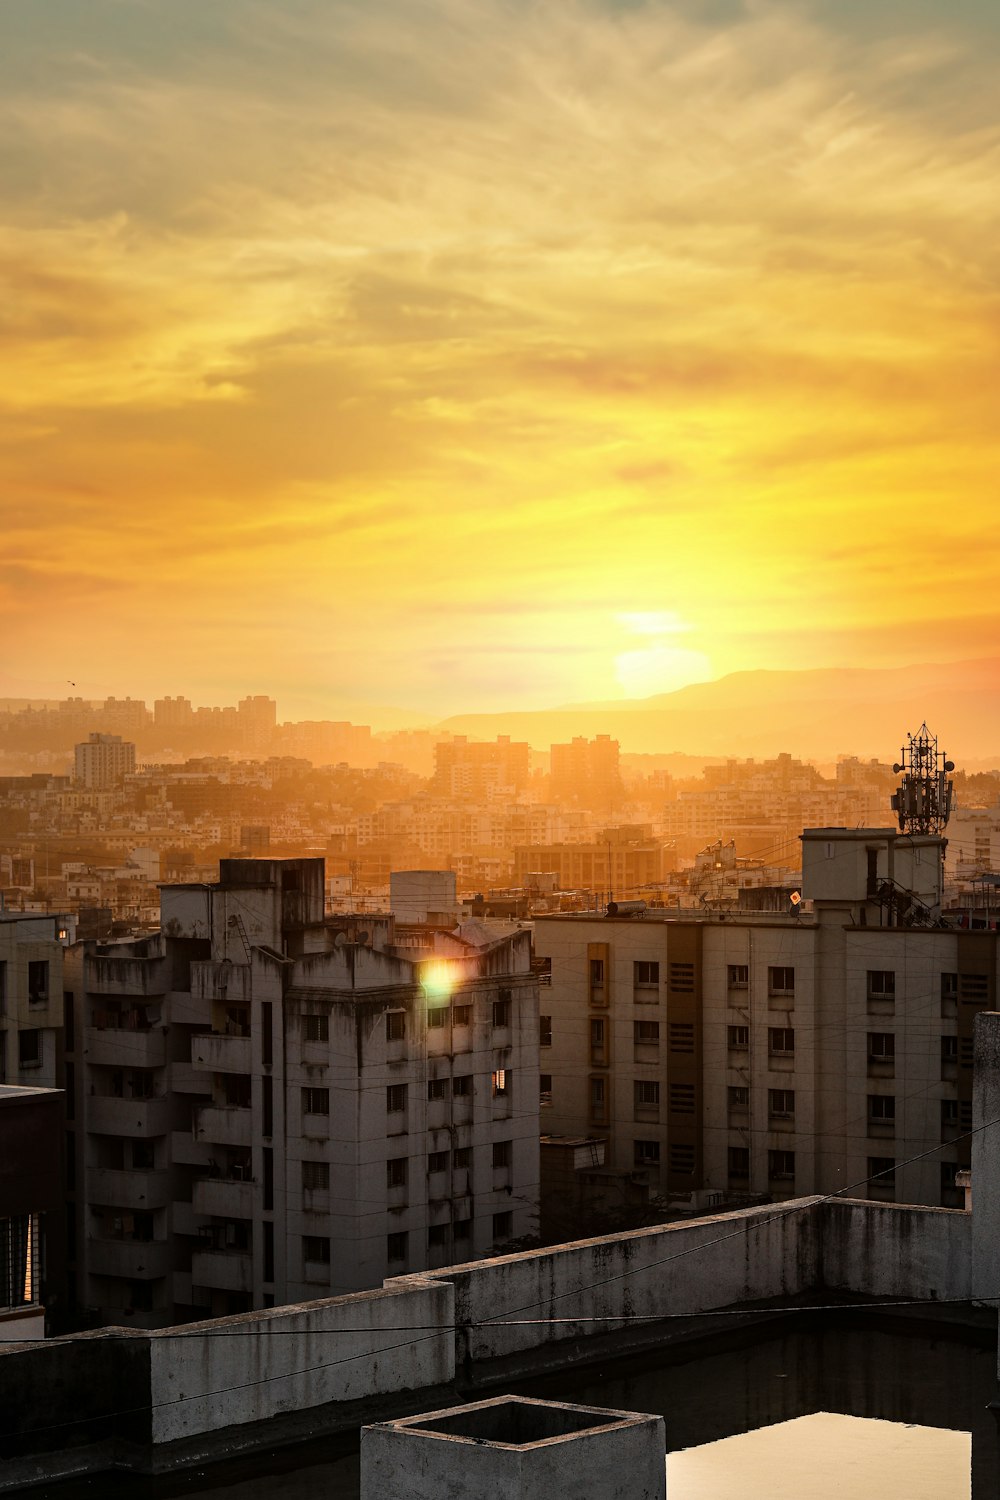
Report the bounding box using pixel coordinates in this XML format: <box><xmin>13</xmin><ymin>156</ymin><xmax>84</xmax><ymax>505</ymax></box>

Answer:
<box><xmin>4</xmin><ymin>1</ymin><xmax>1000</xmax><ymax>718</ymax></box>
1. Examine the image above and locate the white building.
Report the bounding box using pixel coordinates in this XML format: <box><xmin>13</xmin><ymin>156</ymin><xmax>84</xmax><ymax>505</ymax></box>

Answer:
<box><xmin>73</xmin><ymin>733</ymin><xmax>136</xmax><ymax>789</ymax></box>
<box><xmin>534</xmin><ymin>826</ymin><xmax>991</xmax><ymax>1212</ymax></box>
<box><xmin>65</xmin><ymin>857</ymin><xmax>539</xmax><ymax>1326</ymax></box>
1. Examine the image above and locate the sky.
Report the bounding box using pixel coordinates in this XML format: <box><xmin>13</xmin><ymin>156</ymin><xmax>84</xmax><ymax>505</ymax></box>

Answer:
<box><xmin>2</xmin><ymin>0</ymin><xmax>999</xmax><ymax>721</ymax></box>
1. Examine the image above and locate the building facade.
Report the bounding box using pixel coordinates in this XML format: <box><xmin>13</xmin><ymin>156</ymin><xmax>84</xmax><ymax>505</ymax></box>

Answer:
<box><xmin>64</xmin><ymin>858</ymin><xmax>539</xmax><ymax>1327</ymax></box>
<box><xmin>534</xmin><ymin>827</ymin><xmax>992</xmax><ymax>1212</ymax></box>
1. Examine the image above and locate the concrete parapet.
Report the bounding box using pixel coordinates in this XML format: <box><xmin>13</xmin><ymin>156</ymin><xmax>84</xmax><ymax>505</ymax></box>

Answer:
<box><xmin>361</xmin><ymin>1396</ymin><xmax>665</xmax><ymax>1500</ymax></box>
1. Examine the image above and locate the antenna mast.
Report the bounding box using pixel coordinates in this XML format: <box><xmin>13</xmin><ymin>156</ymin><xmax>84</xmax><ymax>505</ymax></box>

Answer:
<box><xmin>890</xmin><ymin>723</ymin><xmax>954</xmax><ymax>835</ymax></box>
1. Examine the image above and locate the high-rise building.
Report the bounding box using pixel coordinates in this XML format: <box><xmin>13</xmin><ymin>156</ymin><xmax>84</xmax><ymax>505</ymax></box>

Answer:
<box><xmin>534</xmin><ymin>825</ymin><xmax>986</xmax><ymax>1213</ymax></box>
<box><xmin>73</xmin><ymin>733</ymin><xmax>136</xmax><ymax>789</ymax></box>
<box><xmin>64</xmin><ymin>858</ymin><xmax>539</xmax><ymax>1327</ymax></box>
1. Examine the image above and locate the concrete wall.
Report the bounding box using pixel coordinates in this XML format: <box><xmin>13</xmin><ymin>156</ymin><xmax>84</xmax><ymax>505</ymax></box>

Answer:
<box><xmin>148</xmin><ymin>1279</ymin><xmax>454</xmax><ymax>1446</ymax></box>
<box><xmin>0</xmin><ymin>1191</ymin><xmax>979</xmax><ymax>1488</ymax></box>
<box><xmin>821</xmin><ymin>1200</ymin><xmax>969</xmax><ymax>1300</ymax></box>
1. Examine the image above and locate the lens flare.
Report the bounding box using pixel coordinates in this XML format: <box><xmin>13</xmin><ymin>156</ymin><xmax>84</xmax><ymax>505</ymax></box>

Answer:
<box><xmin>421</xmin><ymin>960</ymin><xmax>456</xmax><ymax>1003</ymax></box>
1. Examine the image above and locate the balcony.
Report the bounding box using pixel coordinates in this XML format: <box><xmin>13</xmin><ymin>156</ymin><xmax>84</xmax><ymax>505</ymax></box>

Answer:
<box><xmin>193</xmin><ymin>1177</ymin><xmax>254</xmax><ymax>1218</ymax></box>
<box><xmin>87</xmin><ymin>1024</ymin><xmax>167</xmax><ymax>1070</ymax></box>
<box><xmin>88</xmin><ymin>1095</ymin><xmax>172</xmax><ymax>1138</ymax></box>
<box><xmin>171</xmin><ymin>1130</ymin><xmax>216</xmax><ymax>1168</ymax></box>
<box><xmin>194</xmin><ymin>1104</ymin><xmax>252</xmax><ymax>1148</ymax></box>
<box><xmin>191</xmin><ymin>1249</ymin><xmax>252</xmax><ymax>1294</ymax></box>
<box><xmin>88</xmin><ymin>1168</ymin><xmax>171</xmax><ymax>1211</ymax></box>
<box><xmin>191</xmin><ymin>1033</ymin><xmax>252</xmax><ymax>1075</ymax></box>
<box><xmin>191</xmin><ymin>961</ymin><xmax>252</xmax><ymax>1006</ymax></box>
<box><xmin>170</xmin><ymin>1063</ymin><xmax>214</xmax><ymax>1098</ymax></box>
<box><xmin>88</xmin><ymin>1236</ymin><xmax>172</xmax><ymax>1280</ymax></box>
<box><xmin>84</xmin><ymin>953</ymin><xmax>168</xmax><ymax>998</ymax></box>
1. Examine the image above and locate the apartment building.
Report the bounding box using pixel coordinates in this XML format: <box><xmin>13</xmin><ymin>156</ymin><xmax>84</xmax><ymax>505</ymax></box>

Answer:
<box><xmin>73</xmin><ymin>733</ymin><xmax>136</xmax><ymax>790</ymax></box>
<box><xmin>0</xmin><ymin>912</ymin><xmax>73</xmax><ymax>1088</ymax></box>
<box><xmin>64</xmin><ymin>858</ymin><xmax>539</xmax><ymax>1328</ymax></box>
<box><xmin>534</xmin><ymin>826</ymin><xmax>992</xmax><ymax>1212</ymax></box>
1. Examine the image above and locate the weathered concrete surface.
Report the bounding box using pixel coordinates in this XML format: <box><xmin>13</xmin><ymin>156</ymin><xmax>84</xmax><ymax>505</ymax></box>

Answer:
<box><xmin>971</xmin><ymin>1013</ymin><xmax>1000</xmax><ymax>1326</ymax></box>
<box><xmin>148</xmin><ymin>1279</ymin><xmax>455</xmax><ymax>1445</ymax></box>
<box><xmin>362</xmin><ymin>1397</ymin><xmax>665</xmax><ymax>1500</ymax></box>
<box><xmin>396</xmin><ymin>1199</ymin><xmax>826</xmax><ymax>1368</ymax></box>
<box><xmin>821</xmin><ymin>1200</ymin><xmax>970</xmax><ymax>1302</ymax></box>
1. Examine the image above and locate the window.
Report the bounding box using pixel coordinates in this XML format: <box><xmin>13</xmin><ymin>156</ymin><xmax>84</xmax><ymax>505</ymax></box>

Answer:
<box><xmin>768</xmin><ymin>1150</ymin><xmax>795</xmax><ymax>1181</ymax></box>
<box><xmin>428</xmin><ymin>1150</ymin><xmax>449</xmax><ymax>1173</ymax></box>
<box><xmin>453</xmin><ymin>1004</ymin><xmax>471</xmax><ymax>1027</ymax></box>
<box><xmin>302</xmin><ymin>1236</ymin><xmax>330</xmax><ymax>1264</ymax></box>
<box><xmin>132</xmin><ymin>1141</ymin><xmax>155</xmax><ymax>1171</ymax></box>
<box><xmin>540</xmin><ymin>1073</ymin><xmax>552</xmax><ymax>1106</ymax></box>
<box><xmin>386</xmin><ymin>1157</ymin><xmax>407</xmax><ymax>1188</ymax></box>
<box><xmin>941</xmin><ymin>1099</ymin><xmax>959</xmax><ymax>1138</ymax></box>
<box><xmin>454</xmin><ymin>1146</ymin><xmax>471</xmax><ymax>1169</ymax></box>
<box><xmin>0</xmin><ymin>962</ymin><xmax>6</xmax><ymax>1015</ymax></box>
<box><xmin>940</xmin><ymin>1162</ymin><xmax>960</xmax><ymax>1203</ymax></box>
<box><xmin>669</xmin><ymin>963</ymin><xmax>694</xmax><ymax>993</ymax></box>
<box><xmin>768</xmin><ymin>966</ymin><xmax>794</xmax><ymax>997</ymax></box>
<box><xmin>492</xmin><ymin>1212</ymin><xmax>513</xmax><ymax>1242</ymax></box>
<box><xmin>634</xmin><ymin>1139</ymin><xmax>660</xmax><ymax>1166</ymax></box>
<box><xmin>960</xmin><ymin>973</ymin><xmax>989</xmax><ymax>1003</ymax></box>
<box><xmin>590</xmin><ymin>1017</ymin><xmax>606</xmax><ymax>1064</ymax></box>
<box><xmin>634</xmin><ymin>1020</ymin><xmax>660</xmax><ymax>1045</ymax></box>
<box><xmin>305</xmin><ymin>1014</ymin><xmax>329</xmax><ymax>1043</ymax></box>
<box><xmin>386</xmin><ymin>1011</ymin><xmax>406</xmax><ymax>1042</ymax></box>
<box><xmin>17</xmin><ymin>1030</ymin><xmax>41</xmax><ymax>1068</ymax></box>
<box><xmin>302</xmin><ymin>1160</ymin><xmax>330</xmax><ymax>1191</ymax></box>
<box><xmin>941</xmin><ymin>1035</ymin><xmax>958</xmax><ymax>1066</ymax></box>
<box><xmin>453</xmin><ymin>1218</ymin><xmax>471</xmax><ymax>1242</ymax></box>
<box><xmin>539</xmin><ymin>1014</ymin><xmax>552</xmax><ymax>1048</ymax></box>
<box><xmin>727</xmin><ymin>1025</ymin><xmax>749</xmax><ymax>1051</ymax></box>
<box><xmin>768</xmin><ymin>1027</ymin><xmax>794</xmax><ymax>1057</ymax></box>
<box><xmin>669</xmin><ymin>1022</ymin><xmax>694</xmax><ymax>1053</ymax></box>
<box><xmin>453</xmin><ymin>1074</ymin><xmax>472</xmax><ymax>1097</ymax></box>
<box><xmin>27</xmin><ymin>961</ymin><xmax>49</xmax><ymax>1005</ymax></box>
<box><xmin>866</xmin><ymin>970</ymin><xmax>895</xmax><ymax>1002</ymax></box>
<box><xmin>728</xmin><ymin>1085</ymin><xmax>749</xmax><ymax>1110</ymax></box>
<box><xmin>427</xmin><ymin>1077</ymin><xmax>448</xmax><ymax>1101</ymax></box>
<box><xmin>669</xmin><ymin>1083</ymin><xmax>695</xmax><ymax>1114</ymax></box>
<box><xmin>387</xmin><ymin>1231</ymin><xmax>408</xmax><ymax>1262</ymax></box>
<box><xmin>634</xmin><ymin>1080</ymin><xmax>660</xmax><ymax>1117</ymax></box>
<box><xmin>940</xmin><ymin>973</ymin><xmax>958</xmax><ymax>1016</ymax></box>
<box><xmin>868</xmin><ymin>1157</ymin><xmax>895</xmax><ymax>1191</ymax></box>
<box><xmin>386</xmin><ymin>1083</ymin><xmax>408</xmax><ymax>1113</ymax></box>
<box><xmin>427</xmin><ymin>1005</ymin><xmax>448</xmax><ymax>1030</ymax></box>
<box><xmin>493</xmin><ymin>999</ymin><xmax>511</xmax><ymax>1028</ymax></box>
<box><xmin>590</xmin><ymin>958</ymin><xmax>605</xmax><ymax>986</ymax></box>
<box><xmin>728</xmin><ymin>1146</ymin><xmax>750</xmax><ymax>1179</ymax></box>
<box><xmin>302</xmin><ymin>1086</ymin><xmax>329</xmax><ymax>1115</ymax></box>
<box><xmin>428</xmin><ymin>1224</ymin><xmax>449</xmax><ymax>1248</ymax></box>
<box><xmin>868</xmin><ymin>1032</ymin><xmax>895</xmax><ymax>1064</ymax></box>
<box><xmin>634</xmin><ymin>961</ymin><xmax>659</xmax><ymax>987</ymax></box>
<box><xmin>589</xmin><ymin>1075</ymin><xmax>607</xmax><ymax>1123</ymax></box>
<box><xmin>768</xmin><ymin>1089</ymin><xmax>795</xmax><ymax>1119</ymax></box>
<box><xmin>491</xmin><ymin>1069</ymin><xmax>510</xmax><ymax>1098</ymax></box>
<box><xmin>868</xmin><ymin>1094</ymin><xmax>895</xmax><ymax>1125</ymax></box>
<box><xmin>492</xmin><ymin>1140</ymin><xmax>512</xmax><ymax>1169</ymax></box>
<box><xmin>728</xmin><ymin>965</ymin><xmax>749</xmax><ymax>990</ymax></box>
<box><xmin>670</xmin><ymin>1143</ymin><xmax>695</xmax><ymax>1175</ymax></box>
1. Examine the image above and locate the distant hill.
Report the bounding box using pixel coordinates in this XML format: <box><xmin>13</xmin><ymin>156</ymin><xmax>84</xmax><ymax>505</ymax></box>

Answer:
<box><xmin>435</xmin><ymin>659</ymin><xmax>1000</xmax><ymax>762</ymax></box>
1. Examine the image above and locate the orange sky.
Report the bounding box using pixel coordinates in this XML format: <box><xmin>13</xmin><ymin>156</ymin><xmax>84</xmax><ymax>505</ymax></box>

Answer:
<box><xmin>3</xmin><ymin>1</ymin><xmax>999</xmax><ymax>720</ymax></box>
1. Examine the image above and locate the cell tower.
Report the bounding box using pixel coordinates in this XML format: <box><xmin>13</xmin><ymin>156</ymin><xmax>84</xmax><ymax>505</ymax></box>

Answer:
<box><xmin>890</xmin><ymin>723</ymin><xmax>954</xmax><ymax>835</ymax></box>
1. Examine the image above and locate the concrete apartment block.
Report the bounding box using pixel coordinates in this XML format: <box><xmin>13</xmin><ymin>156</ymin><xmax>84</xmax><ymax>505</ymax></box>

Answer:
<box><xmin>535</xmin><ymin>826</ymin><xmax>994</xmax><ymax>1212</ymax></box>
<box><xmin>64</xmin><ymin>857</ymin><xmax>540</xmax><ymax>1327</ymax></box>
<box><xmin>361</xmin><ymin>1396</ymin><xmax>666</xmax><ymax>1500</ymax></box>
